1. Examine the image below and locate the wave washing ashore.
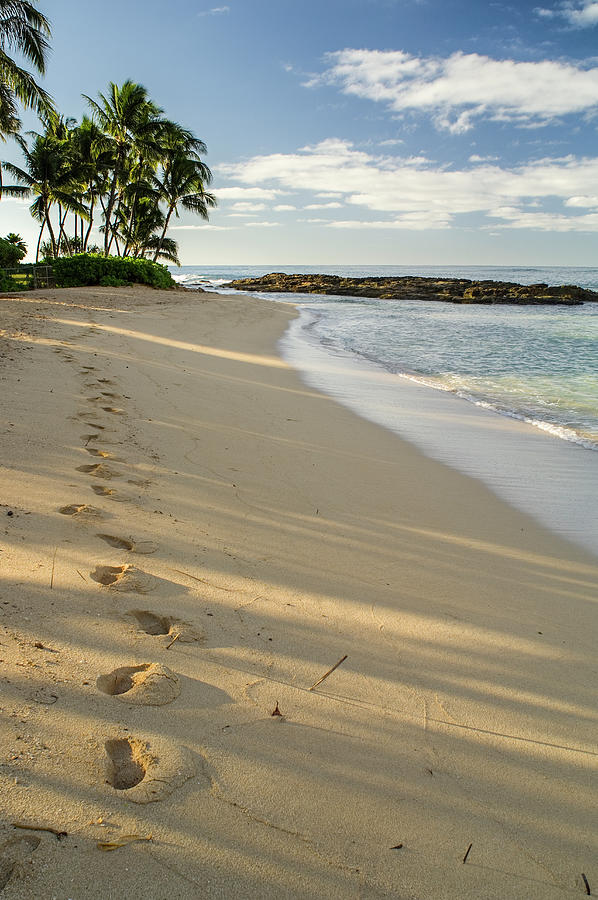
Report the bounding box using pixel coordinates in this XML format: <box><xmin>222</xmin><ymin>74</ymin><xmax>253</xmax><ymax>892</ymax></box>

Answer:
<box><xmin>172</xmin><ymin>265</ymin><xmax>598</xmax><ymax>557</ymax></box>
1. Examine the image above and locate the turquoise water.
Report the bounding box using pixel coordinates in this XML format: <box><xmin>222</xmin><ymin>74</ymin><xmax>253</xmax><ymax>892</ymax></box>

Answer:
<box><xmin>174</xmin><ymin>264</ymin><xmax>598</xmax><ymax>449</ymax></box>
<box><xmin>172</xmin><ymin>265</ymin><xmax>598</xmax><ymax>555</ymax></box>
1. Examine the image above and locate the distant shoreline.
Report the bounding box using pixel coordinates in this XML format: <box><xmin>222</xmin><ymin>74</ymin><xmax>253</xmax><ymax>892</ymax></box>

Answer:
<box><xmin>223</xmin><ymin>272</ymin><xmax>598</xmax><ymax>305</ymax></box>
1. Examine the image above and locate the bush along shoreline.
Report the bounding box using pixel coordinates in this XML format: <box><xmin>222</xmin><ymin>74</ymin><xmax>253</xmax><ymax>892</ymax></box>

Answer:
<box><xmin>50</xmin><ymin>254</ymin><xmax>175</xmax><ymax>289</ymax></box>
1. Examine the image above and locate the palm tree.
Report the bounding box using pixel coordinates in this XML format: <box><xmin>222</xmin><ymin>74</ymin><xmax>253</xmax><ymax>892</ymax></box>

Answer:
<box><xmin>4</xmin><ymin>126</ymin><xmax>86</xmax><ymax>260</ymax></box>
<box><xmin>84</xmin><ymin>80</ymin><xmax>164</xmax><ymax>255</ymax></box>
<box><xmin>152</xmin><ymin>150</ymin><xmax>215</xmax><ymax>262</ymax></box>
<box><xmin>71</xmin><ymin>116</ymin><xmax>111</xmax><ymax>252</ymax></box>
<box><xmin>0</xmin><ymin>1</ymin><xmax>53</xmax><ymax>129</ymax></box>
<box><xmin>5</xmin><ymin>230</ymin><xmax>25</xmax><ymax>252</ymax></box>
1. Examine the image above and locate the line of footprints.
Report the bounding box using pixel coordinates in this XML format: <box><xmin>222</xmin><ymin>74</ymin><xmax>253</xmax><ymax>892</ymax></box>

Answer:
<box><xmin>59</xmin><ymin>361</ymin><xmax>200</xmax><ymax>803</ymax></box>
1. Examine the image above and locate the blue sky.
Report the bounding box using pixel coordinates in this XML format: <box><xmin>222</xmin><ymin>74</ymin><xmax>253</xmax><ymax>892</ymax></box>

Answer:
<box><xmin>4</xmin><ymin>0</ymin><xmax>598</xmax><ymax>264</ymax></box>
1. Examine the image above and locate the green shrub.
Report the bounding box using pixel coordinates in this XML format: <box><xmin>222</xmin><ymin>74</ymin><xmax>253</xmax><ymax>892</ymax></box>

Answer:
<box><xmin>51</xmin><ymin>254</ymin><xmax>175</xmax><ymax>290</ymax></box>
<box><xmin>0</xmin><ymin>268</ymin><xmax>32</xmax><ymax>292</ymax></box>
<box><xmin>0</xmin><ymin>238</ymin><xmax>25</xmax><ymax>268</ymax></box>
<box><xmin>99</xmin><ymin>275</ymin><xmax>130</xmax><ymax>287</ymax></box>
<box><xmin>0</xmin><ymin>271</ymin><xmax>14</xmax><ymax>292</ymax></box>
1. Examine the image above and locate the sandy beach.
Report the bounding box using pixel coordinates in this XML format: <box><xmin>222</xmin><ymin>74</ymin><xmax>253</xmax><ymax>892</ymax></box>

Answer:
<box><xmin>0</xmin><ymin>284</ymin><xmax>597</xmax><ymax>899</ymax></box>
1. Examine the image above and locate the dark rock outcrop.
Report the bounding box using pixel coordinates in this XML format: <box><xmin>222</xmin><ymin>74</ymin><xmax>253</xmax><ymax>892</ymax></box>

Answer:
<box><xmin>222</xmin><ymin>273</ymin><xmax>598</xmax><ymax>305</ymax></box>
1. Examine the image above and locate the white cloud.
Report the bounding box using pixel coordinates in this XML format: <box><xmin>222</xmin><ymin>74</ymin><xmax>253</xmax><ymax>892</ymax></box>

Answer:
<box><xmin>273</xmin><ymin>204</ymin><xmax>296</xmax><ymax>211</ymax></box>
<box><xmin>170</xmin><ymin>224</ymin><xmax>233</xmax><ymax>231</ymax></box>
<box><xmin>230</xmin><ymin>201</ymin><xmax>266</xmax><ymax>212</ymax></box>
<box><xmin>243</xmin><ymin>221</ymin><xmax>280</xmax><ymax>228</ymax></box>
<box><xmin>198</xmin><ymin>5</ymin><xmax>230</xmax><ymax>16</ymax></box>
<box><xmin>565</xmin><ymin>194</ymin><xmax>598</xmax><ymax>206</ymax></box>
<box><xmin>306</xmin><ymin>48</ymin><xmax>598</xmax><ymax>131</ymax></box>
<box><xmin>469</xmin><ymin>154</ymin><xmax>500</xmax><ymax>163</ymax></box>
<box><xmin>219</xmin><ymin>138</ymin><xmax>598</xmax><ymax>232</ymax></box>
<box><xmin>537</xmin><ymin>1</ymin><xmax>598</xmax><ymax>26</ymax></box>
<box><xmin>304</xmin><ymin>201</ymin><xmax>343</xmax><ymax>209</ymax></box>
<box><xmin>330</xmin><ymin>213</ymin><xmax>451</xmax><ymax>230</ymax></box>
<box><xmin>215</xmin><ymin>186</ymin><xmax>283</xmax><ymax>201</ymax></box>
<box><xmin>488</xmin><ymin>207</ymin><xmax>598</xmax><ymax>230</ymax></box>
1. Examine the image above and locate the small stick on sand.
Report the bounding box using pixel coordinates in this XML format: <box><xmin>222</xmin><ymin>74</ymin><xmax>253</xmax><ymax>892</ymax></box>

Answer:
<box><xmin>50</xmin><ymin>547</ymin><xmax>57</xmax><ymax>589</ymax></box>
<box><xmin>462</xmin><ymin>843</ymin><xmax>473</xmax><ymax>864</ymax></box>
<box><xmin>165</xmin><ymin>633</ymin><xmax>180</xmax><ymax>650</ymax></box>
<box><xmin>309</xmin><ymin>654</ymin><xmax>348</xmax><ymax>691</ymax></box>
<box><xmin>76</xmin><ymin>569</ymin><xmax>87</xmax><ymax>582</ymax></box>
<box><xmin>582</xmin><ymin>873</ymin><xmax>591</xmax><ymax>895</ymax></box>
<box><xmin>167</xmin><ymin>567</ymin><xmax>237</xmax><ymax>593</ymax></box>
<box><xmin>168</xmin><ymin>567</ymin><xmax>206</xmax><ymax>584</ymax></box>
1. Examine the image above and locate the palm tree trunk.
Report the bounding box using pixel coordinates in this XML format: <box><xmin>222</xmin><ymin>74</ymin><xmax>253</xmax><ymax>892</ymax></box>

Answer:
<box><xmin>123</xmin><ymin>156</ymin><xmax>147</xmax><ymax>257</ymax></box>
<box><xmin>58</xmin><ymin>204</ymin><xmax>70</xmax><ymax>256</ymax></box>
<box><xmin>106</xmin><ymin>194</ymin><xmax>120</xmax><ymax>255</ymax></box>
<box><xmin>84</xmin><ymin>195</ymin><xmax>94</xmax><ymax>251</ymax></box>
<box><xmin>152</xmin><ymin>205</ymin><xmax>174</xmax><ymax>262</ymax></box>
<box><xmin>35</xmin><ymin>217</ymin><xmax>46</xmax><ymax>263</ymax></box>
<box><xmin>45</xmin><ymin>202</ymin><xmax>57</xmax><ymax>258</ymax></box>
<box><xmin>103</xmin><ymin>147</ymin><xmax>125</xmax><ymax>255</ymax></box>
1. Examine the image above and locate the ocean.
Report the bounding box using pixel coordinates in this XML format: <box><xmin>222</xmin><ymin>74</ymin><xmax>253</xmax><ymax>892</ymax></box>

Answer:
<box><xmin>170</xmin><ymin>265</ymin><xmax>598</xmax><ymax>558</ymax></box>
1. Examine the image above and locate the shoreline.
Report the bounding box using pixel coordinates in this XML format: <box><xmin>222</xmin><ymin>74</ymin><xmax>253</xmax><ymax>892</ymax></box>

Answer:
<box><xmin>278</xmin><ymin>304</ymin><xmax>598</xmax><ymax>559</ymax></box>
<box><xmin>1</xmin><ymin>285</ymin><xmax>597</xmax><ymax>898</ymax></box>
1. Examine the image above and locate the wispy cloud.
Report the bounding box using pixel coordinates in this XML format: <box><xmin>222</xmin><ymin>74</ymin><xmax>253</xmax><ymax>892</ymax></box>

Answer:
<box><xmin>229</xmin><ymin>201</ymin><xmax>266</xmax><ymax>212</ymax></box>
<box><xmin>306</xmin><ymin>48</ymin><xmax>598</xmax><ymax>132</ymax></box>
<box><xmin>218</xmin><ymin>138</ymin><xmax>598</xmax><ymax>232</ymax></box>
<box><xmin>304</xmin><ymin>201</ymin><xmax>343</xmax><ymax>209</ymax></box>
<box><xmin>215</xmin><ymin>186</ymin><xmax>283</xmax><ymax>200</ymax></box>
<box><xmin>170</xmin><ymin>224</ymin><xmax>233</xmax><ymax>230</ymax></box>
<box><xmin>535</xmin><ymin>1</ymin><xmax>598</xmax><ymax>27</ymax></box>
<box><xmin>198</xmin><ymin>5</ymin><xmax>230</xmax><ymax>17</ymax></box>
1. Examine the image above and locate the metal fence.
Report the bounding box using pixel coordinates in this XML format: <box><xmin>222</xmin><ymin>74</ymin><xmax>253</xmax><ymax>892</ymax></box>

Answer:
<box><xmin>0</xmin><ymin>265</ymin><xmax>55</xmax><ymax>290</ymax></box>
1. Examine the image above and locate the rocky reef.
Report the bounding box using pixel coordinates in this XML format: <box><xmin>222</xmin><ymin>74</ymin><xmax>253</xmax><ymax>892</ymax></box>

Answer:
<box><xmin>223</xmin><ymin>273</ymin><xmax>598</xmax><ymax>305</ymax></box>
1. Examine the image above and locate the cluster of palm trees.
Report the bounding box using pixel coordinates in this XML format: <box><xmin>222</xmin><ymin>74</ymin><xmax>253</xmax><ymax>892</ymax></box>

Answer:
<box><xmin>0</xmin><ymin>3</ymin><xmax>216</xmax><ymax>263</ymax></box>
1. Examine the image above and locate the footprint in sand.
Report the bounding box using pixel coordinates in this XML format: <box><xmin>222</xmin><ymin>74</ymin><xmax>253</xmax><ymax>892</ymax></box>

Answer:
<box><xmin>76</xmin><ymin>463</ymin><xmax>122</xmax><ymax>479</ymax></box>
<box><xmin>104</xmin><ymin>736</ymin><xmax>196</xmax><ymax>803</ymax></box>
<box><xmin>0</xmin><ymin>834</ymin><xmax>41</xmax><ymax>891</ymax></box>
<box><xmin>102</xmin><ymin>406</ymin><xmax>125</xmax><ymax>415</ymax></box>
<box><xmin>127</xmin><ymin>609</ymin><xmax>203</xmax><ymax>643</ymax></box>
<box><xmin>128</xmin><ymin>609</ymin><xmax>171</xmax><ymax>635</ymax></box>
<box><xmin>91</xmin><ymin>485</ymin><xmax>131</xmax><ymax>502</ymax></box>
<box><xmin>97</xmin><ymin>663</ymin><xmax>180</xmax><ymax>705</ymax></box>
<box><xmin>58</xmin><ymin>503</ymin><xmax>104</xmax><ymax>520</ymax></box>
<box><xmin>80</xmin><ymin>366</ymin><xmax>96</xmax><ymax>372</ymax></box>
<box><xmin>85</xmin><ymin>422</ymin><xmax>105</xmax><ymax>430</ymax></box>
<box><xmin>90</xmin><ymin>565</ymin><xmax>157</xmax><ymax>593</ymax></box>
<box><xmin>100</xmin><ymin>392</ymin><xmax>122</xmax><ymax>401</ymax></box>
<box><xmin>80</xmin><ymin>433</ymin><xmax>99</xmax><ymax>444</ymax></box>
<box><xmin>97</xmin><ymin>378</ymin><xmax>115</xmax><ymax>385</ymax></box>
<box><xmin>96</xmin><ymin>534</ymin><xmax>158</xmax><ymax>554</ymax></box>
